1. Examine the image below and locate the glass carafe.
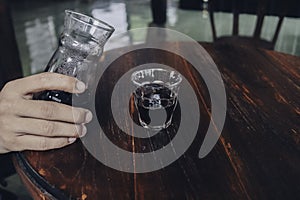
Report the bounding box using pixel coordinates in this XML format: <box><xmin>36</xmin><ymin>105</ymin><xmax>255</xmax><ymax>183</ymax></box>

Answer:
<box><xmin>34</xmin><ymin>10</ymin><xmax>114</xmax><ymax>105</ymax></box>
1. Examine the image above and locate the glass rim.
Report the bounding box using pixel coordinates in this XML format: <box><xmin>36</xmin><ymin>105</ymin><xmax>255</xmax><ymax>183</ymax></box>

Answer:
<box><xmin>65</xmin><ymin>10</ymin><xmax>115</xmax><ymax>32</ymax></box>
<box><xmin>131</xmin><ymin>68</ymin><xmax>182</xmax><ymax>87</ymax></box>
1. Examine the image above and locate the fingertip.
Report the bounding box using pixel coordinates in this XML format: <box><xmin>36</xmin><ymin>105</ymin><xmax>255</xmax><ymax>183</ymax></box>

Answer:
<box><xmin>75</xmin><ymin>81</ymin><xmax>86</xmax><ymax>93</ymax></box>
<box><xmin>85</xmin><ymin>110</ymin><xmax>93</xmax><ymax>123</ymax></box>
<box><xmin>81</xmin><ymin>125</ymin><xmax>87</xmax><ymax>137</ymax></box>
<box><xmin>68</xmin><ymin>137</ymin><xmax>77</xmax><ymax>143</ymax></box>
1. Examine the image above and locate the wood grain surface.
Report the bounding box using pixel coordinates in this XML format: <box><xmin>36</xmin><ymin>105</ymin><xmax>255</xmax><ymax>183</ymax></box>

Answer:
<box><xmin>14</xmin><ymin>42</ymin><xmax>300</xmax><ymax>200</ymax></box>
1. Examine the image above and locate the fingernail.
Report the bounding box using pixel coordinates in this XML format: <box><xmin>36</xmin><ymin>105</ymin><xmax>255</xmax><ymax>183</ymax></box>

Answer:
<box><xmin>80</xmin><ymin>125</ymin><xmax>87</xmax><ymax>137</ymax></box>
<box><xmin>85</xmin><ymin>111</ymin><xmax>93</xmax><ymax>123</ymax></box>
<box><xmin>68</xmin><ymin>138</ymin><xmax>77</xmax><ymax>143</ymax></box>
<box><xmin>76</xmin><ymin>81</ymin><xmax>86</xmax><ymax>92</ymax></box>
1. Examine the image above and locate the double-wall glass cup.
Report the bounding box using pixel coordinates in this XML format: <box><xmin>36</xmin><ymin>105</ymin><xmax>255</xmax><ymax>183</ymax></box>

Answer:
<box><xmin>34</xmin><ymin>10</ymin><xmax>115</xmax><ymax>105</ymax></box>
<box><xmin>131</xmin><ymin>68</ymin><xmax>182</xmax><ymax>130</ymax></box>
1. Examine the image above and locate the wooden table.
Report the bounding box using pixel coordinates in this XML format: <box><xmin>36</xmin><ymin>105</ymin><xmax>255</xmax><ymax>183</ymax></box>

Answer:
<box><xmin>14</xmin><ymin>42</ymin><xmax>300</xmax><ymax>200</ymax></box>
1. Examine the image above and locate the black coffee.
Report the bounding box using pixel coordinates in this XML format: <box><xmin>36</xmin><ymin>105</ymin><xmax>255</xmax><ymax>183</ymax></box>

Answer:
<box><xmin>134</xmin><ymin>83</ymin><xmax>177</xmax><ymax>129</ymax></box>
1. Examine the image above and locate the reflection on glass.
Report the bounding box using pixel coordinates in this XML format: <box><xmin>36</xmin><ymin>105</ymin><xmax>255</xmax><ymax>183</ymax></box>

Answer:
<box><xmin>131</xmin><ymin>68</ymin><xmax>182</xmax><ymax>130</ymax></box>
<box><xmin>34</xmin><ymin>10</ymin><xmax>114</xmax><ymax>105</ymax></box>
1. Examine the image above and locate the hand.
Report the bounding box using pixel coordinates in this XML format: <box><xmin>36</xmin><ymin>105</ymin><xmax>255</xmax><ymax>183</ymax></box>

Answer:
<box><xmin>0</xmin><ymin>72</ymin><xmax>92</xmax><ymax>153</ymax></box>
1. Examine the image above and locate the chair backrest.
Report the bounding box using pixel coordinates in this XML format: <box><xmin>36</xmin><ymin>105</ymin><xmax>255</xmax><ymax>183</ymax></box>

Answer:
<box><xmin>208</xmin><ymin>0</ymin><xmax>285</xmax><ymax>50</ymax></box>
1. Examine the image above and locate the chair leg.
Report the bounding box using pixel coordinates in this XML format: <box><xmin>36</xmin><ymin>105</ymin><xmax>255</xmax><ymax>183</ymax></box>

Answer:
<box><xmin>150</xmin><ymin>0</ymin><xmax>167</xmax><ymax>25</ymax></box>
<box><xmin>272</xmin><ymin>16</ymin><xmax>284</xmax><ymax>46</ymax></box>
<box><xmin>209</xmin><ymin>11</ymin><xmax>217</xmax><ymax>41</ymax></box>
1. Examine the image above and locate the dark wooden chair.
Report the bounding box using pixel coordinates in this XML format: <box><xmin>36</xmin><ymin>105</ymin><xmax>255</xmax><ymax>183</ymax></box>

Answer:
<box><xmin>208</xmin><ymin>0</ymin><xmax>285</xmax><ymax>50</ymax></box>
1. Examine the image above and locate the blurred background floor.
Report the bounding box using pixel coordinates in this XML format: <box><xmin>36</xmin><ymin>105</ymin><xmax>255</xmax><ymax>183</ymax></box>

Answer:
<box><xmin>9</xmin><ymin>0</ymin><xmax>300</xmax><ymax>76</ymax></box>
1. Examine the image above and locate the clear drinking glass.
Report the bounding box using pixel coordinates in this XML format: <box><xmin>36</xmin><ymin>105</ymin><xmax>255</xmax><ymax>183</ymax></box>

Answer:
<box><xmin>34</xmin><ymin>10</ymin><xmax>115</xmax><ymax>105</ymax></box>
<box><xmin>131</xmin><ymin>68</ymin><xmax>182</xmax><ymax>130</ymax></box>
